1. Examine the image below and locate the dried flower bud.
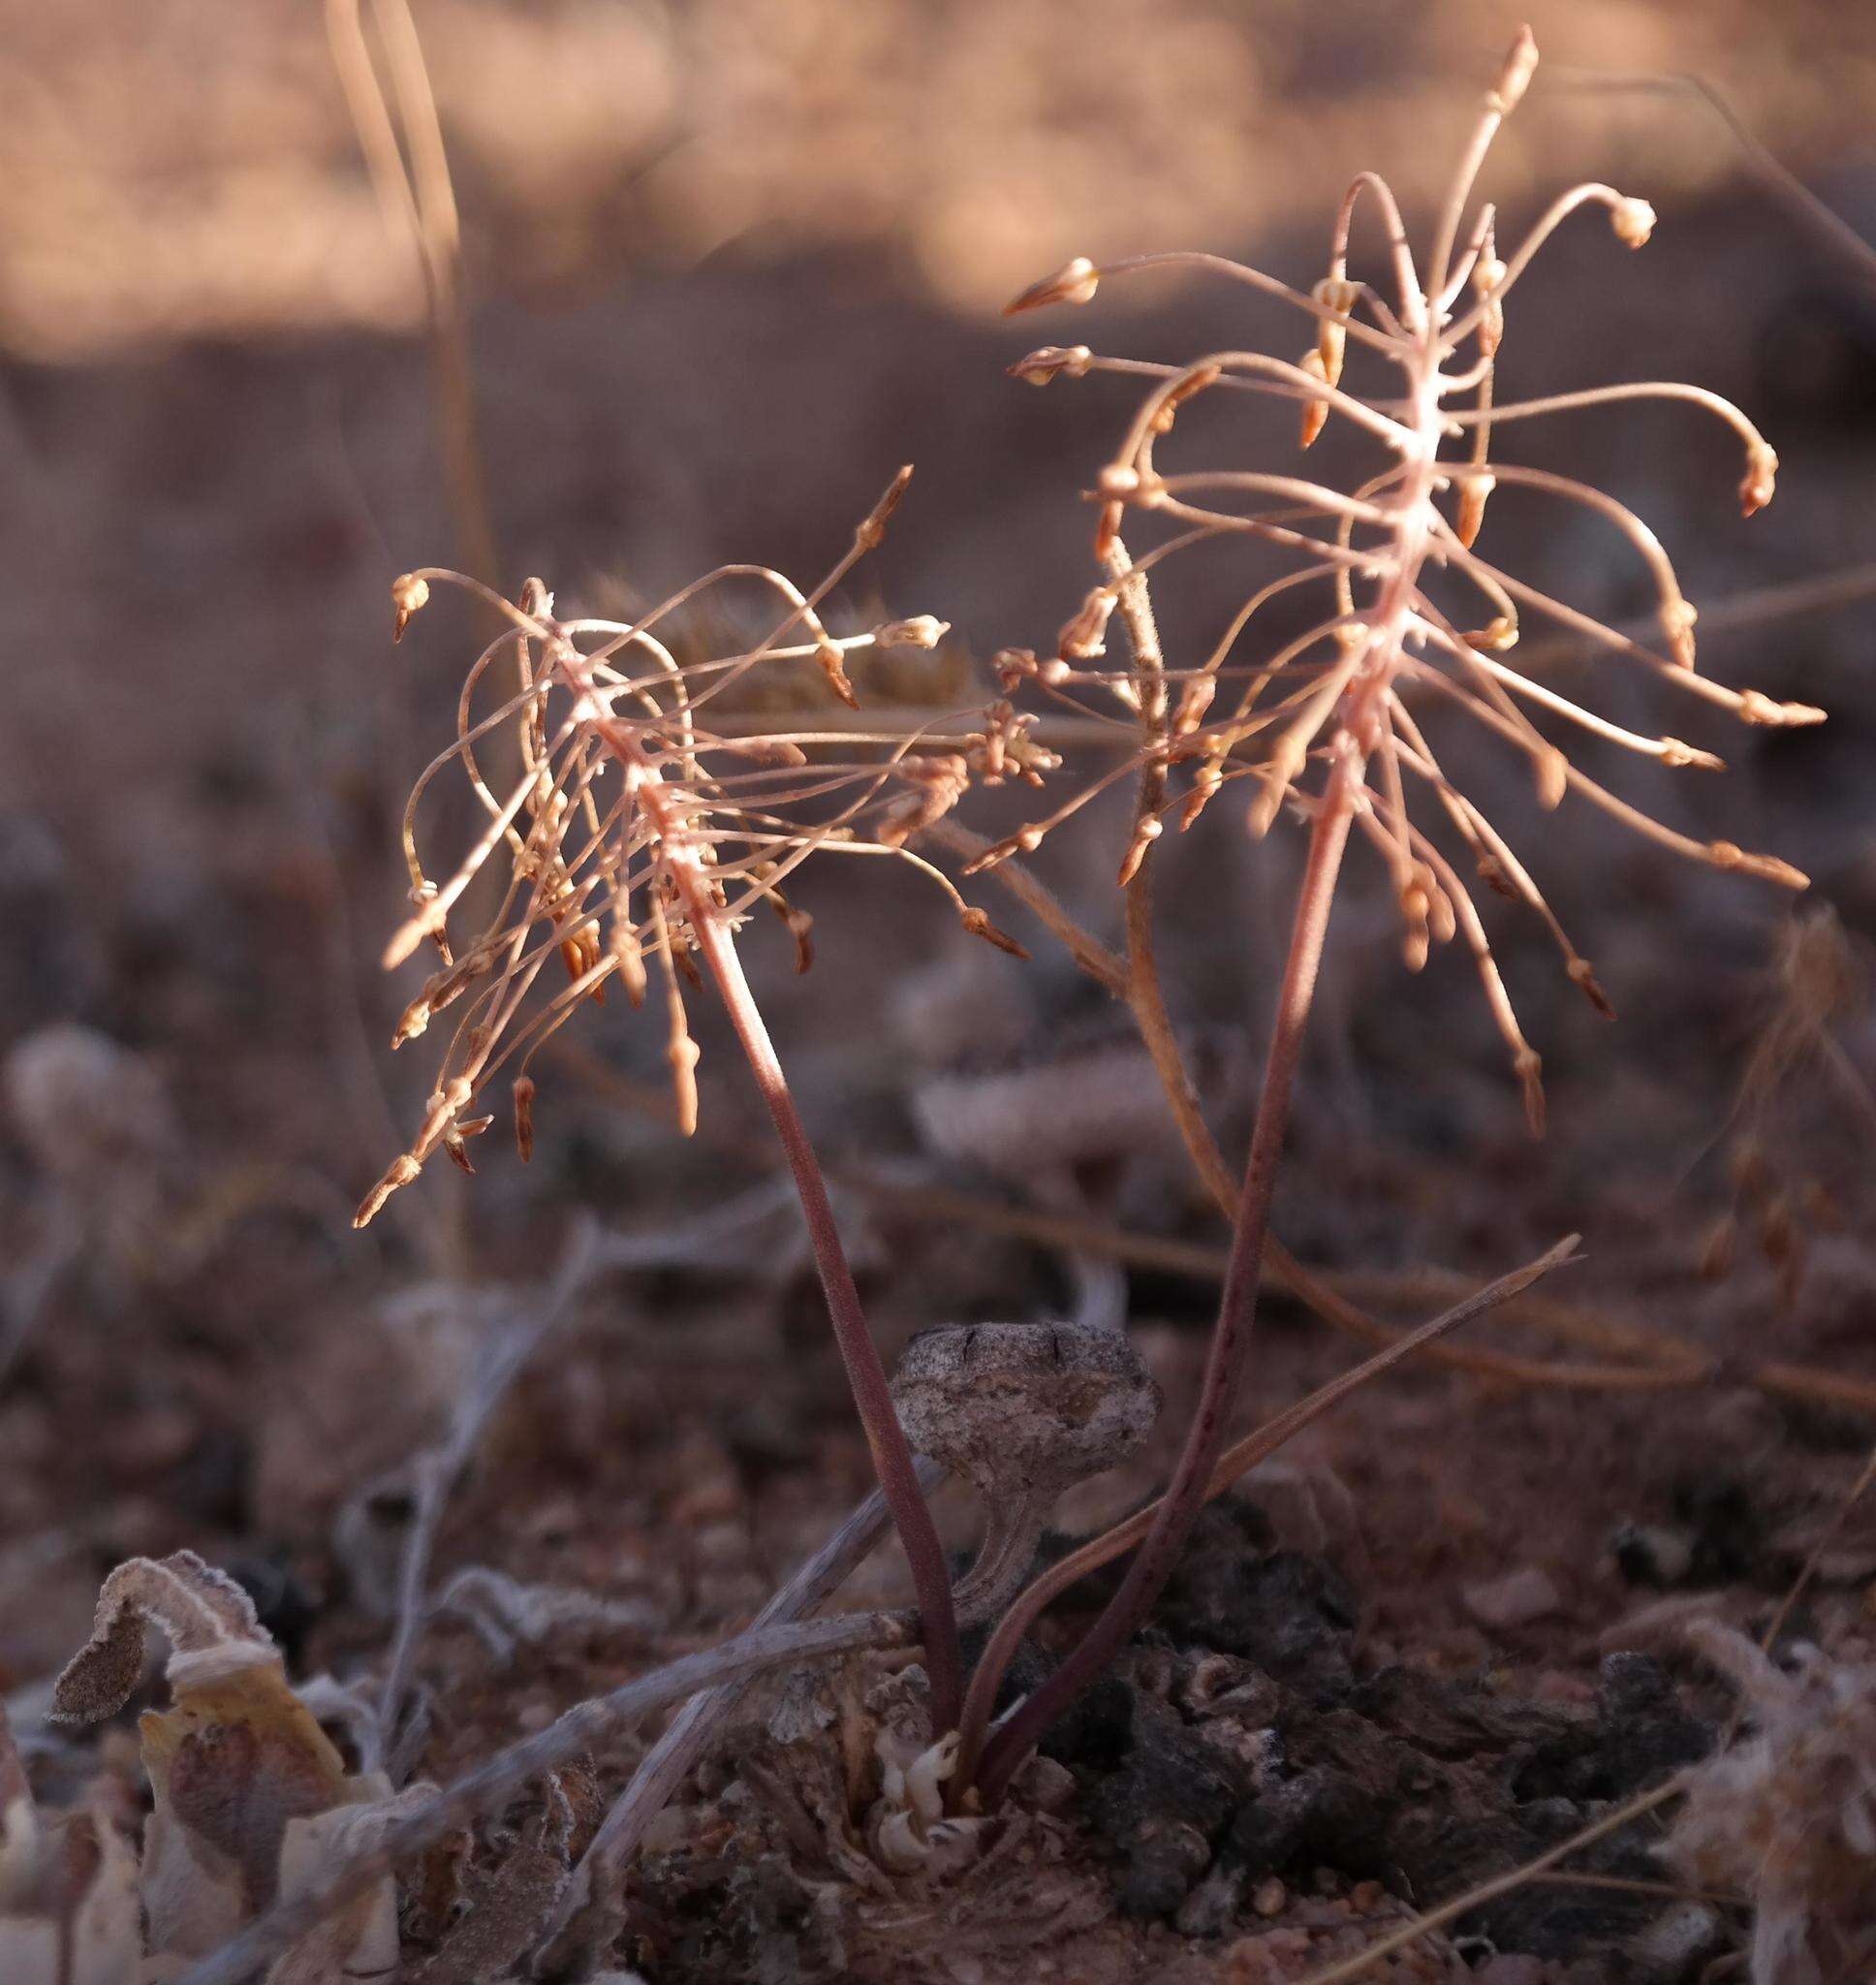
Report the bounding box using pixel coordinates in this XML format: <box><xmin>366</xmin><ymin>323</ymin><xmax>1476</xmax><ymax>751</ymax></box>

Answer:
<box><xmin>1491</xmin><ymin>26</ymin><xmax>1540</xmax><ymax>116</ymax></box>
<box><xmin>782</xmin><ymin>901</ymin><xmax>816</xmax><ymax>974</ymax></box>
<box><xmin>1311</xmin><ymin>276</ymin><xmax>1359</xmax><ymax>386</ymax></box>
<box><xmin>1004</xmin><ymin>256</ymin><xmax>1100</xmax><ymax>316</ymax></box>
<box><xmin>1706</xmin><ymin>843</ymin><xmax>1809</xmax><ymax>890</ymax></box>
<box><xmin>1610</xmin><ymin>196</ymin><xmax>1656</xmax><ymax>248</ymax></box>
<box><xmin>1661</xmin><ymin>596</ymin><xmax>1698</xmax><ymax>670</ymax></box>
<box><xmin>444</xmin><ymin>1114</ymin><xmax>492</xmax><ymax>1174</ymax></box>
<box><xmin>1010</xmin><ymin>343</ymin><xmax>1094</xmax><ymax>386</ymax></box>
<box><xmin>667</xmin><ymin>1023</ymin><xmax>701</xmax><ymax>1139</ymax></box>
<box><xmin>1057</xmin><ymin>586</ymin><xmax>1117</xmax><ymax>661</ymax></box>
<box><xmin>1735</xmin><ymin>688</ymin><xmax>1826</xmax><ymax>728</ymax></box>
<box><xmin>1151</xmin><ymin>361</ymin><xmax>1222</xmax><ymax>436</ymax></box>
<box><xmin>961</xmin><ymin>826</ymin><xmax>1043</xmax><ymax>874</ymax></box>
<box><xmin>815</xmin><ymin>641</ymin><xmax>860</xmax><ymax>709</ymax></box>
<box><xmin>1473</xmin><ymin>249</ymin><xmax>1509</xmax><ymax>354</ymax></box>
<box><xmin>1116</xmin><ymin>814</ymin><xmax>1163</xmax><ymax>887</ymax></box>
<box><xmin>1174</xmin><ymin>676</ymin><xmax>1217</xmax><ymax>734</ymax></box>
<box><xmin>356</xmin><ymin>1153</ymin><xmax>421</xmax><ymax>1227</ymax></box>
<box><xmin>874</xmin><ymin>614</ymin><xmax>950</xmax><ymax>651</ymax></box>
<box><xmin>1180</xmin><ymin>755</ymin><xmax>1225</xmax><ymax>831</ymax></box>
<box><xmin>1092</xmin><ymin>497</ymin><xmax>1123</xmax><ymax>561</ymax></box>
<box><xmin>611</xmin><ymin>923</ymin><xmax>647</xmax><ymax>1008</ymax></box>
<box><xmin>1297</xmin><ymin>349</ymin><xmax>1329</xmax><ymax>449</ymax></box>
<box><xmin>1480</xmin><ymin>297</ymin><xmax>1507</xmax><ymax>358</ymax></box>
<box><xmin>993</xmin><ymin>646</ymin><xmax>1039</xmax><ymax>691</ymax></box>
<box><xmin>1476</xmin><ymin>853</ymin><xmax>1516</xmax><ymax>900</ymax></box>
<box><xmin>856</xmin><ymin>465</ymin><xmax>914</xmax><ymax>551</ymax></box>
<box><xmin>557</xmin><ymin>921</ymin><xmax>602</xmax><ymax>988</ymax></box>
<box><xmin>959</xmin><ymin>906</ymin><xmax>1029</xmax><ymax>958</ymax></box>
<box><xmin>1738</xmin><ymin>441</ymin><xmax>1778</xmax><ymax>517</ymax></box>
<box><xmin>1464</xmin><ymin>614</ymin><xmax>1519</xmax><ymax>653</ymax></box>
<box><xmin>1567</xmin><ymin>956</ymin><xmax>1616</xmax><ymax>1020</ymax></box>
<box><xmin>1455</xmin><ymin>472</ymin><xmax>1495</xmax><ymax>549</ymax></box>
<box><xmin>391</xmin><ymin>573</ymin><xmax>430</xmax><ymax>643</ymax></box>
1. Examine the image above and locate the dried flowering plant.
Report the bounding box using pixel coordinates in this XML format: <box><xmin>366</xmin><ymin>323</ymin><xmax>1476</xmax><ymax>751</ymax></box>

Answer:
<box><xmin>353</xmin><ymin>471</ymin><xmax>1038</xmax><ymax>1730</ymax></box>
<box><xmin>960</xmin><ymin>26</ymin><xmax>1826</xmax><ymax>1797</ymax></box>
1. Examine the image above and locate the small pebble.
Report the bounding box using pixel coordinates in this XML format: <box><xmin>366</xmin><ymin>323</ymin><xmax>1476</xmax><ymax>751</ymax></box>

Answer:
<box><xmin>1252</xmin><ymin>1875</ymin><xmax>1286</xmax><ymax>1918</ymax></box>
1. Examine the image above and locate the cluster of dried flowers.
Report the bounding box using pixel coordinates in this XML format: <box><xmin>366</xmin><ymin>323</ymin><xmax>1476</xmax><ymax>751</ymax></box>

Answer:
<box><xmin>355</xmin><ymin>471</ymin><xmax>1037</xmax><ymax>1226</ymax></box>
<box><xmin>987</xmin><ymin>25</ymin><xmax>1817</xmax><ymax>1132</ymax></box>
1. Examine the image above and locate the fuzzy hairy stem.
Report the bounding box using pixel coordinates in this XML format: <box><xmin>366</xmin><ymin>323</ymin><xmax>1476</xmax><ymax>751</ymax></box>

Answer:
<box><xmin>685</xmin><ymin>901</ymin><xmax>964</xmax><ymax>1732</ymax></box>
<box><xmin>975</xmin><ymin>775</ymin><xmax>1357</xmax><ymax>1801</ymax></box>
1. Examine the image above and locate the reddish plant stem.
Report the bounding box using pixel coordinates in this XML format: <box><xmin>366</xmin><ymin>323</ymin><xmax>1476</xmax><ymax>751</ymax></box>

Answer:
<box><xmin>974</xmin><ymin>768</ymin><xmax>1356</xmax><ymax>1802</ymax></box>
<box><xmin>954</xmin><ymin>1235</ymin><xmax>1577</xmax><ymax>1786</ymax></box>
<box><xmin>579</xmin><ymin>679</ymin><xmax>965</xmax><ymax>1730</ymax></box>
<box><xmin>685</xmin><ymin>901</ymin><xmax>964</xmax><ymax>1731</ymax></box>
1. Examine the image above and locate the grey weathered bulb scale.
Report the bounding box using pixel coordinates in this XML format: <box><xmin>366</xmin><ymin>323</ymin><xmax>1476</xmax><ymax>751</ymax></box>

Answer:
<box><xmin>890</xmin><ymin>1320</ymin><xmax>1161</xmax><ymax>1626</ymax></box>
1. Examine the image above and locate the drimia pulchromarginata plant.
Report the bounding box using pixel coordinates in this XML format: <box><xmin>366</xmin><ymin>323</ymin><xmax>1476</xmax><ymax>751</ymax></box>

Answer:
<box><xmin>363</xmin><ymin>27</ymin><xmax>1819</xmax><ymax>1810</ymax></box>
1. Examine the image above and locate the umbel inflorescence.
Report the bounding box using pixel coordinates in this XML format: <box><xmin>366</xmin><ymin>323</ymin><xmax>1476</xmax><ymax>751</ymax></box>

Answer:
<box><xmin>355</xmin><ymin>470</ymin><xmax>1033</xmax><ymax>1227</ymax></box>
<box><xmin>992</xmin><ymin>24</ymin><xmax>1821</xmax><ymax>1130</ymax></box>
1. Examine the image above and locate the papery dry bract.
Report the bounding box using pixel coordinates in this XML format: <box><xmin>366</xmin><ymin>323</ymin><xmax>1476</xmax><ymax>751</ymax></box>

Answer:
<box><xmin>51</xmin><ymin>1553</ymin><xmax>412</xmax><ymax>1982</ymax></box>
<box><xmin>52</xmin><ymin>1551</ymin><xmax>268</xmax><ymax>1727</ymax></box>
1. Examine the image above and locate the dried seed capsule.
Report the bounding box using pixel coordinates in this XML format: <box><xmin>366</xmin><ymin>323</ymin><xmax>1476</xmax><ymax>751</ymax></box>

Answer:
<box><xmin>1005</xmin><ymin>256</ymin><xmax>1100</xmax><ymax>315</ymax></box>
<box><xmin>1455</xmin><ymin>473</ymin><xmax>1495</xmax><ymax>549</ymax></box>
<box><xmin>1738</xmin><ymin>441</ymin><xmax>1778</xmax><ymax>517</ymax></box>
<box><xmin>391</xmin><ymin>573</ymin><xmax>430</xmax><ymax>643</ymax></box>
<box><xmin>1610</xmin><ymin>196</ymin><xmax>1657</xmax><ymax>248</ymax></box>
<box><xmin>1010</xmin><ymin>343</ymin><xmax>1094</xmax><ymax>386</ymax></box>
<box><xmin>1297</xmin><ymin>350</ymin><xmax>1330</xmax><ymax>449</ymax></box>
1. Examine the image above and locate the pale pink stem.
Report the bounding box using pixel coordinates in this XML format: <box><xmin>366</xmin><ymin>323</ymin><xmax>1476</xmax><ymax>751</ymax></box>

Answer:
<box><xmin>685</xmin><ymin>899</ymin><xmax>964</xmax><ymax>1731</ymax></box>
<box><xmin>974</xmin><ymin>773</ymin><xmax>1356</xmax><ymax>1802</ymax></box>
